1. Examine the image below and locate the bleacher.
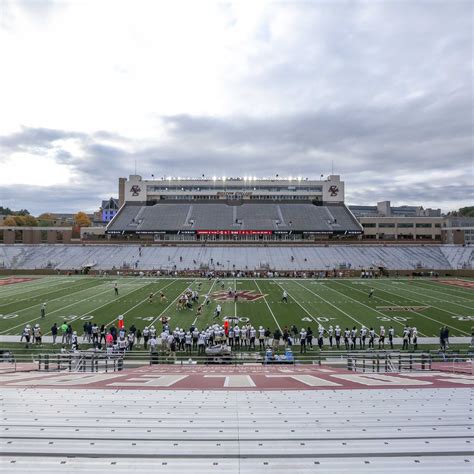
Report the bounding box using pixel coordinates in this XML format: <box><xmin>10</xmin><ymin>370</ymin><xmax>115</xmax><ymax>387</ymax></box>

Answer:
<box><xmin>2</xmin><ymin>386</ymin><xmax>471</xmax><ymax>473</ymax></box>
<box><xmin>0</xmin><ymin>244</ymin><xmax>472</xmax><ymax>271</ymax></box>
<box><xmin>107</xmin><ymin>202</ymin><xmax>362</xmax><ymax>233</ymax></box>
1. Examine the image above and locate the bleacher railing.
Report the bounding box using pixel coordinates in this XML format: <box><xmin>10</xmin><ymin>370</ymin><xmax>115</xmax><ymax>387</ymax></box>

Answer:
<box><xmin>346</xmin><ymin>352</ymin><xmax>473</xmax><ymax>373</ymax></box>
<box><xmin>346</xmin><ymin>353</ymin><xmax>432</xmax><ymax>372</ymax></box>
<box><xmin>37</xmin><ymin>352</ymin><xmax>124</xmax><ymax>372</ymax></box>
<box><xmin>0</xmin><ymin>348</ymin><xmax>471</xmax><ymax>373</ymax></box>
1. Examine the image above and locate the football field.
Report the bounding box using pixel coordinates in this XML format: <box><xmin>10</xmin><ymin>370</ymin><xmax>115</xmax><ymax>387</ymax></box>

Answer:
<box><xmin>0</xmin><ymin>275</ymin><xmax>473</xmax><ymax>340</ymax></box>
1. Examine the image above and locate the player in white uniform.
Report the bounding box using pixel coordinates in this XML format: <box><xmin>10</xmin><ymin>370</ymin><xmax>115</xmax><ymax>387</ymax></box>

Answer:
<box><xmin>258</xmin><ymin>326</ymin><xmax>265</xmax><ymax>350</ymax></box>
<box><xmin>317</xmin><ymin>326</ymin><xmax>325</xmax><ymax>349</ymax></box>
<box><xmin>328</xmin><ymin>325</ymin><xmax>334</xmax><ymax>348</ymax></box>
<box><xmin>34</xmin><ymin>324</ymin><xmax>42</xmax><ymax>345</ymax></box>
<box><xmin>127</xmin><ymin>331</ymin><xmax>135</xmax><ymax>351</ymax></box>
<box><xmin>234</xmin><ymin>325</ymin><xmax>241</xmax><ymax>349</ymax></box>
<box><xmin>249</xmin><ymin>326</ymin><xmax>256</xmax><ymax>350</ymax></box>
<box><xmin>335</xmin><ymin>325</ymin><xmax>341</xmax><ymax>349</ymax></box>
<box><xmin>71</xmin><ymin>331</ymin><xmax>78</xmax><ymax>350</ymax></box>
<box><xmin>185</xmin><ymin>332</ymin><xmax>192</xmax><ymax>354</ymax></box>
<box><xmin>192</xmin><ymin>328</ymin><xmax>199</xmax><ymax>350</ymax></box>
<box><xmin>360</xmin><ymin>326</ymin><xmax>367</xmax><ymax>349</ymax></box>
<box><xmin>412</xmin><ymin>327</ymin><xmax>418</xmax><ymax>350</ymax></box>
<box><xmin>388</xmin><ymin>326</ymin><xmax>395</xmax><ymax>349</ymax></box>
<box><xmin>344</xmin><ymin>328</ymin><xmax>350</xmax><ymax>350</ymax></box>
<box><xmin>379</xmin><ymin>326</ymin><xmax>385</xmax><ymax>349</ymax></box>
<box><xmin>368</xmin><ymin>328</ymin><xmax>375</xmax><ymax>349</ymax></box>
<box><xmin>160</xmin><ymin>330</ymin><xmax>168</xmax><ymax>350</ymax></box>
<box><xmin>198</xmin><ymin>332</ymin><xmax>206</xmax><ymax>355</ymax></box>
<box><xmin>300</xmin><ymin>328</ymin><xmax>307</xmax><ymax>353</ymax></box>
<box><xmin>143</xmin><ymin>326</ymin><xmax>150</xmax><ymax>349</ymax></box>
<box><xmin>178</xmin><ymin>328</ymin><xmax>185</xmax><ymax>350</ymax></box>
<box><xmin>350</xmin><ymin>327</ymin><xmax>357</xmax><ymax>350</ymax></box>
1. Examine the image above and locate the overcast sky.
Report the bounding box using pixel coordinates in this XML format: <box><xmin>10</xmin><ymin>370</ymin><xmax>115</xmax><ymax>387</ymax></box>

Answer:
<box><xmin>0</xmin><ymin>0</ymin><xmax>472</xmax><ymax>215</ymax></box>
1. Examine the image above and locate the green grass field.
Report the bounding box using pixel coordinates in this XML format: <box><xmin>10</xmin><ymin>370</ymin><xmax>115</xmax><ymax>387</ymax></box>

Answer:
<box><xmin>0</xmin><ymin>275</ymin><xmax>473</xmax><ymax>341</ymax></box>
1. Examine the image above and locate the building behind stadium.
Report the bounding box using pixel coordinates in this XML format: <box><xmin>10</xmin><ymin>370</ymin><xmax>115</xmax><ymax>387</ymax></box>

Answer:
<box><xmin>0</xmin><ymin>174</ymin><xmax>472</xmax><ymax>245</ymax></box>
<box><xmin>108</xmin><ymin>174</ymin><xmax>362</xmax><ymax>241</ymax></box>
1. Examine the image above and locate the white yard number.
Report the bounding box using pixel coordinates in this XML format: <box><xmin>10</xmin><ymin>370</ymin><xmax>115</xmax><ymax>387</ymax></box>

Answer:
<box><xmin>0</xmin><ymin>314</ymin><xmax>18</xmax><ymax>319</ymax></box>
<box><xmin>377</xmin><ymin>316</ymin><xmax>409</xmax><ymax>322</ymax></box>
<box><xmin>452</xmin><ymin>316</ymin><xmax>474</xmax><ymax>321</ymax></box>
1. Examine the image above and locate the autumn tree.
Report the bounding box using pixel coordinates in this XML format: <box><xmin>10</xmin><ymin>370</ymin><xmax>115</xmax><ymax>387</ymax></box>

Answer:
<box><xmin>2</xmin><ymin>216</ymin><xmax>17</xmax><ymax>226</ymax></box>
<box><xmin>22</xmin><ymin>215</ymin><xmax>38</xmax><ymax>226</ymax></box>
<box><xmin>74</xmin><ymin>211</ymin><xmax>91</xmax><ymax>227</ymax></box>
<box><xmin>13</xmin><ymin>216</ymin><xmax>26</xmax><ymax>226</ymax></box>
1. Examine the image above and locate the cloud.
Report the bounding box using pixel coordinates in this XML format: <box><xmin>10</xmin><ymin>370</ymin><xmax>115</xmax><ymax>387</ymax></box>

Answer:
<box><xmin>0</xmin><ymin>1</ymin><xmax>471</xmax><ymax>214</ymax></box>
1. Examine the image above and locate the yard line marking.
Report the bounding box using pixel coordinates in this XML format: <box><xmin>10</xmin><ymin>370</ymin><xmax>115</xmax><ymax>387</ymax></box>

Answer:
<box><xmin>0</xmin><ymin>280</ymin><xmax>107</xmax><ymax>316</ymax></box>
<box><xmin>373</xmin><ymin>280</ymin><xmax>474</xmax><ymax>313</ymax></box>
<box><xmin>415</xmin><ymin>279</ymin><xmax>474</xmax><ymax>299</ymax></box>
<box><xmin>0</xmin><ymin>279</ymin><xmax>100</xmax><ymax>309</ymax></box>
<box><xmin>331</xmin><ymin>281</ymin><xmax>428</xmax><ymax>336</ymax></box>
<box><xmin>253</xmin><ymin>279</ymin><xmax>281</xmax><ymax>331</ymax></box>
<box><xmin>293</xmin><ymin>280</ymin><xmax>365</xmax><ymax>327</ymax></box>
<box><xmin>354</xmin><ymin>282</ymin><xmax>470</xmax><ymax>336</ymax></box>
<box><xmin>272</xmin><ymin>280</ymin><xmax>319</xmax><ymax>326</ymax></box>
<box><xmin>234</xmin><ymin>278</ymin><xmax>237</xmax><ymax>319</ymax></box>
<box><xmin>399</xmin><ymin>280</ymin><xmax>474</xmax><ymax>306</ymax></box>
<box><xmin>0</xmin><ymin>277</ymin><xmax>76</xmax><ymax>297</ymax></box>
<box><xmin>147</xmin><ymin>280</ymin><xmax>198</xmax><ymax>329</ymax></box>
<box><xmin>43</xmin><ymin>281</ymin><xmax>165</xmax><ymax>335</ymax></box>
<box><xmin>192</xmin><ymin>278</ymin><xmax>217</xmax><ymax>326</ymax></box>
<box><xmin>0</xmin><ymin>282</ymin><xmax>125</xmax><ymax>334</ymax></box>
<box><xmin>104</xmin><ymin>279</ymin><xmax>181</xmax><ymax>329</ymax></box>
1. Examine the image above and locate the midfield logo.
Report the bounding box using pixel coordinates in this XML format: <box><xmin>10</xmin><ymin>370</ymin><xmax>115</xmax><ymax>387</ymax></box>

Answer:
<box><xmin>210</xmin><ymin>290</ymin><xmax>267</xmax><ymax>302</ymax></box>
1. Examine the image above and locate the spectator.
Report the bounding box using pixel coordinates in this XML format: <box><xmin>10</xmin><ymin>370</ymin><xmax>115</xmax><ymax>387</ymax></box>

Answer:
<box><xmin>51</xmin><ymin>323</ymin><xmax>58</xmax><ymax>345</ymax></box>
<box><xmin>61</xmin><ymin>321</ymin><xmax>68</xmax><ymax>344</ymax></box>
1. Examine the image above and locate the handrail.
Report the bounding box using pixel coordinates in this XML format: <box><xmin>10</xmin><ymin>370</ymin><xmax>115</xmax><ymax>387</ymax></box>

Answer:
<box><xmin>37</xmin><ymin>352</ymin><xmax>124</xmax><ymax>372</ymax></box>
<box><xmin>347</xmin><ymin>352</ymin><xmax>435</xmax><ymax>372</ymax></box>
<box><xmin>5</xmin><ymin>347</ymin><xmax>470</xmax><ymax>372</ymax></box>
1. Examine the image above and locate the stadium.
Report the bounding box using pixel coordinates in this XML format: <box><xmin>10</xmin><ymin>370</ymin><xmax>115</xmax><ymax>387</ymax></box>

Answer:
<box><xmin>0</xmin><ymin>173</ymin><xmax>473</xmax><ymax>473</ymax></box>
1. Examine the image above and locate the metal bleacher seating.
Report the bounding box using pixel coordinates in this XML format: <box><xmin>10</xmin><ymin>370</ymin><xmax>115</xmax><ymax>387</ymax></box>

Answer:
<box><xmin>1</xmin><ymin>386</ymin><xmax>471</xmax><ymax>473</ymax></box>
<box><xmin>0</xmin><ymin>244</ymin><xmax>472</xmax><ymax>271</ymax></box>
<box><xmin>107</xmin><ymin>202</ymin><xmax>363</xmax><ymax>233</ymax></box>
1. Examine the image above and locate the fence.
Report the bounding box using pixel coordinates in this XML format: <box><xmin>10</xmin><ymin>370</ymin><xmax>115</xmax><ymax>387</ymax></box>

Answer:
<box><xmin>37</xmin><ymin>352</ymin><xmax>124</xmax><ymax>372</ymax></box>
<box><xmin>1</xmin><ymin>347</ymin><xmax>471</xmax><ymax>373</ymax></box>
<box><xmin>347</xmin><ymin>353</ymin><xmax>432</xmax><ymax>372</ymax></box>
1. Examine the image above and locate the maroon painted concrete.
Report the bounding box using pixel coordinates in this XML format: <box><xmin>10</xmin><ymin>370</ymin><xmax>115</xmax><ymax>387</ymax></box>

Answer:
<box><xmin>1</xmin><ymin>365</ymin><xmax>473</xmax><ymax>391</ymax></box>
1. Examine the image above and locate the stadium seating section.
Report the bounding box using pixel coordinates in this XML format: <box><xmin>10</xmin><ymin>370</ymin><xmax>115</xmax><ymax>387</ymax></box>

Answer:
<box><xmin>0</xmin><ymin>244</ymin><xmax>471</xmax><ymax>271</ymax></box>
<box><xmin>106</xmin><ymin>203</ymin><xmax>362</xmax><ymax>232</ymax></box>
